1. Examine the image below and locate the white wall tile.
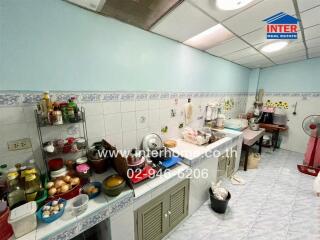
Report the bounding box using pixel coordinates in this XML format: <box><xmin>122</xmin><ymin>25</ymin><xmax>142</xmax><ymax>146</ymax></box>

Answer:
<box><xmin>0</xmin><ymin>123</ymin><xmax>30</xmax><ymax>154</ymax></box>
<box><xmin>136</xmin><ymin>128</ymin><xmax>150</xmax><ymax>148</ymax></box>
<box><xmin>148</xmin><ymin>99</ymin><xmax>159</xmax><ymax>109</ymax></box>
<box><xmin>148</xmin><ymin>109</ymin><xmax>160</xmax><ymax>128</ymax></box>
<box><xmin>105</xmin><ymin>133</ymin><xmax>123</xmax><ymax>150</ymax></box>
<box><xmin>135</xmin><ymin>100</ymin><xmax>149</xmax><ymax>111</ymax></box>
<box><xmin>121</xmin><ymin>101</ymin><xmax>135</xmax><ymax>112</ymax></box>
<box><xmin>104</xmin><ymin>113</ymin><xmax>122</xmax><ymax>134</ymax></box>
<box><xmin>86</xmin><ymin>115</ymin><xmax>106</xmax><ymax>138</ymax></box>
<box><xmin>122</xmin><ymin>130</ymin><xmax>137</xmax><ymax>151</ymax></box>
<box><xmin>136</xmin><ymin>110</ymin><xmax>149</xmax><ymax>130</ymax></box>
<box><xmin>121</xmin><ymin>112</ymin><xmax>137</xmax><ymax>131</ymax></box>
<box><xmin>81</xmin><ymin>103</ymin><xmax>103</xmax><ymax>116</ymax></box>
<box><xmin>103</xmin><ymin>101</ymin><xmax>121</xmax><ymax>114</ymax></box>
<box><xmin>0</xmin><ymin>107</ymin><xmax>25</xmax><ymax>124</ymax></box>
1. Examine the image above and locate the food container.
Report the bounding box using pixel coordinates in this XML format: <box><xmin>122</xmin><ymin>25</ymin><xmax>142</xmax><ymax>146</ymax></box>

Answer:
<box><xmin>76</xmin><ymin>157</ymin><xmax>88</xmax><ymax>165</ymax></box>
<box><xmin>76</xmin><ymin>138</ymin><xmax>87</xmax><ymax>149</ymax></box>
<box><xmin>76</xmin><ymin>163</ymin><xmax>91</xmax><ymax>185</ymax></box>
<box><xmin>102</xmin><ymin>175</ymin><xmax>126</xmax><ymax>197</ymax></box>
<box><xmin>47</xmin><ymin>184</ymin><xmax>80</xmax><ymax>201</ymax></box>
<box><xmin>36</xmin><ymin>199</ymin><xmax>66</xmax><ymax>224</ymax></box>
<box><xmin>126</xmin><ymin>149</ymin><xmax>146</xmax><ymax>170</ymax></box>
<box><xmin>50</xmin><ymin>166</ymin><xmax>67</xmax><ymax>179</ymax></box>
<box><xmin>8</xmin><ymin>201</ymin><xmax>37</xmax><ymax>238</ymax></box>
<box><xmin>81</xmin><ymin>182</ymin><xmax>101</xmax><ymax>199</ymax></box>
<box><xmin>71</xmin><ymin>194</ymin><xmax>89</xmax><ymax>216</ymax></box>
<box><xmin>48</xmin><ymin>158</ymin><xmax>64</xmax><ymax>171</ymax></box>
<box><xmin>0</xmin><ymin>207</ymin><xmax>13</xmax><ymax>240</ymax></box>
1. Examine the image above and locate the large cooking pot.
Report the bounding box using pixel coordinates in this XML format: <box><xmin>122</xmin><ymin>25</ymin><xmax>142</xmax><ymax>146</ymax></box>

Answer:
<box><xmin>127</xmin><ymin>149</ymin><xmax>145</xmax><ymax>170</ymax></box>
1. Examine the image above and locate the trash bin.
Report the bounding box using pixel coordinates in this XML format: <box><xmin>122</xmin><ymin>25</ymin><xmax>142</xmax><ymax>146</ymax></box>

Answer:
<box><xmin>209</xmin><ymin>188</ymin><xmax>231</xmax><ymax>214</ymax></box>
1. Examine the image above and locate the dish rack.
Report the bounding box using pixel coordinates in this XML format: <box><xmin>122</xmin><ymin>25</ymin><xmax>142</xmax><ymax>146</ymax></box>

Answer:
<box><xmin>182</xmin><ymin>132</ymin><xmax>210</xmax><ymax>145</ymax></box>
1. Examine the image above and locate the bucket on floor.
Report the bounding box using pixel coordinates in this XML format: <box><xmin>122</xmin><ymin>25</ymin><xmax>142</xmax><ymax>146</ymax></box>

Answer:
<box><xmin>247</xmin><ymin>152</ymin><xmax>260</xmax><ymax>169</ymax></box>
<box><xmin>209</xmin><ymin>188</ymin><xmax>231</xmax><ymax>214</ymax></box>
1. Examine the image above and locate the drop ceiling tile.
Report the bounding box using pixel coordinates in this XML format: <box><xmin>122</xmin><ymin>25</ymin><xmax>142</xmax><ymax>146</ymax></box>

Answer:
<box><xmin>309</xmin><ymin>45</ymin><xmax>320</xmax><ymax>54</ymax></box>
<box><xmin>261</xmin><ymin>41</ymin><xmax>305</xmax><ymax>58</ymax></box>
<box><xmin>188</xmin><ymin>0</ymin><xmax>263</xmax><ymax>22</ymax></box>
<box><xmin>234</xmin><ymin>53</ymin><xmax>270</xmax><ymax>64</ymax></box>
<box><xmin>151</xmin><ymin>1</ymin><xmax>217</xmax><ymax>42</ymax></box>
<box><xmin>309</xmin><ymin>51</ymin><xmax>320</xmax><ymax>58</ymax></box>
<box><xmin>304</xmin><ymin>24</ymin><xmax>320</xmax><ymax>40</ymax></box>
<box><xmin>242</xmin><ymin>60</ymin><xmax>274</xmax><ymax>69</ymax></box>
<box><xmin>300</xmin><ymin>6</ymin><xmax>320</xmax><ymax>28</ymax></box>
<box><xmin>242</xmin><ymin>28</ymin><xmax>302</xmax><ymax>45</ymax></box>
<box><xmin>269</xmin><ymin>49</ymin><xmax>306</xmax><ymax>64</ymax></box>
<box><xmin>306</xmin><ymin>37</ymin><xmax>320</xmax><ymax>48</ymax></box>
<box><xmin>297</xmin><ymin>0</ymin><xmax>320</xmax><ymax>12</ymax></box>
<box><xmin>223</xmin><ymin>47</ymin><xmax>260</xmax><ymax>61</ymax></box>
<box><xmin>206</xmin><ymin>38</ymin><xmax>250</xmax><ymax>56</ymax></box>
<box><xmin>223</xmin><ymin>0</ymin><xmax>295</xmax><ymax>36</ymax></box>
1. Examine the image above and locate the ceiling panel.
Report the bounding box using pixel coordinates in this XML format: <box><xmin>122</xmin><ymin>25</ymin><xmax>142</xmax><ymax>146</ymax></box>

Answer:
<box><xmin>188</xmin><ymin>0</ymin><xmax>263</xmax><ymax>22</ymax></box>
<box><xmin>261</xmin><ymin>42</ymin><xmax>306</xmax><ymax>58</ymax></box>
<box><xmin>304</xmin><ymin>24</ymin><xmax>320</xmax><ymax>40</ymax></box>
<box><xmin>206</xmin><ymin>38</ymin><xmax>250</xmax><ymax>56</ymax></box>
<box><xmin>242</xmin><ymin>59</ymin><xmax>274</xmax><ymax>69</ymax></box>
<box><xmin>300</xmin><ymin>6</ymin><xmax>320</xmax><ymax>28</ymax></box>
<box><xmin>309</xmin><ymin>46</ymin><xmax>320</xmax><ymax>58</ymax></box>
<box><xmin>269</xmin><ymin>49</ymin><xmax>306</xmax><ymax>63</ymax></box>
<box><xmin>297</xmin><ymin>0</ymin><xmax>320</xmax><ymax>12</ymax></box>
<box><xmin>151</xmin><ymin>1</ymin><xmax>217</xmax><ymax>42</ymax></box>
<box><xmin>234</xmin><ymin>53</ymin><xmax>270</xmax><ymax>64</ymax></box>
<box><xmin>306</xmin><ymin>37</ymin><xmax>320</xmax><ymax>48</ymax></box>
<box><xmin>223</xmin><ymin>0</ymin><xmax>295</xmax><ymax>36</ymax></box>
<box><xmin>223</xmin><ymin>47</ymin><xmax>260</xmax><ymax>61</ymax></box>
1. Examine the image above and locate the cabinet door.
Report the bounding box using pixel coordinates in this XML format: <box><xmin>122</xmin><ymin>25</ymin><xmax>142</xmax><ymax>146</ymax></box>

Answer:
<box><xmin>168</xmin><ymin>180</ymin><xmax>189</xmax><ymax>230</ymax></box>
<box><xmin>136</xmin><ymin>196</ymin><xmax>169</xmax><ymax>240</ymax></box>
<box><xmin>217</xmin><ymin>153</ymin><xmax>227</xmax><ymax>179</ymax></box>
<box><xmin>226</xmin><ymin>147</ymin><xmax>237</xmax><ymax>178</ymax></box>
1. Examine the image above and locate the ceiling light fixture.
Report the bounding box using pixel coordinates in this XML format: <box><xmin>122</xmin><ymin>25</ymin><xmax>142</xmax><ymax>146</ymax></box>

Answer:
<box><xmin>215</xmin><ymin>0</ymin><xmax>254</xmax><ymax>11</ymax></box>
<box><xmin>183</xmin><ymin>24</ymin><xmax>234</xmax><ymax>50</ymax></box>
<box><xmin>261</xmin><ymin>41</ymin><xmax>289</xmax><ymax>53</ymax></box>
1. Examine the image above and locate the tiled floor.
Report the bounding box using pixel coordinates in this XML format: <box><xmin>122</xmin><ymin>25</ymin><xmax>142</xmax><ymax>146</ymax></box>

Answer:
<box><xmin>167</xmin><ymin>149</ymin><xmax>320</xmax><ymax>240</ymax></box>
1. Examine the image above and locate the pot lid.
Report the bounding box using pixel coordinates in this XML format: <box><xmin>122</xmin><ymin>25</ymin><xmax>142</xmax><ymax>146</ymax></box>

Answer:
<box><xmin>142</xmin><ymin>133</ymin><xmax>163</xmax><ymax>152</ymax></box>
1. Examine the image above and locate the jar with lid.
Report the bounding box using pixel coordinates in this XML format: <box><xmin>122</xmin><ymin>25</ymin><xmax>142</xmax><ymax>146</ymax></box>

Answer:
<box><xmin>76</xmin><ymin>164</ymin><xmax>91</xmax><ymax>185</ymax></box>
<box><xmin>26</xmin><ymin>160</ymin><xmax>42</xmax><ymax>185</ymax></box>
<box><xmin>24</xmin><ymin>174</ymin><xmax>41</xmax><ymax>202</ymax></box>
<box><xmin>7</xmin><ymin>171</ymin><xmax>27</xmax><ymax>209</ymax></box>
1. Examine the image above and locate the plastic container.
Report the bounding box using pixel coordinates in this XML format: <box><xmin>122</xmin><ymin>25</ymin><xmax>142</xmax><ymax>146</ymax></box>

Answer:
<box><xmin>36</xmin><ymin>199</ymin><xmax>67</xmax><ymax>224</ymax></box>
<box><xmin>209</xmin><ymin>188</ymin><xmax>231</xmax><ymax>214</ymax></box>
<box><xmin>81</xmin><ymin>182</ymin><xmax>101</xmax><ymax>199</ymax></box>
<box><xmin>48</xmin><ymin>158</ymin><xmax>64</xmax><ymax>171</ymax></box>
<box><xmin>8</xmin><ymin>201</ymin><xmax>37</xmax><ymax>238</ymax></box>
<box><xmin>50</xmin><ymin>166</ymin><xmax>67</xmax><ymax>179</ymax></box>
<box><xmin>0</xmin><ymin>207</ymin><xmax>14</xmax><ymax>240</ymax></box>
<box><xmin>71</xmin><ymin>194</ymin><xmax>89</xmax><ymax>216</ymax></box>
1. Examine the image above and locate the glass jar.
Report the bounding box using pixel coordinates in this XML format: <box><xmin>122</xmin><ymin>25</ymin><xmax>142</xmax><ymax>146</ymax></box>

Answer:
<box><xmin>7</xmin><ymin>172</ymin><xmax>27</xmax><ymax>209</ymax></box>
<box><xmin>24</xmin><ymin>174</ymin><xmax>41</xmax><ymax>202</ymax></box>
<box><xmin>76</xmin><ymin>163</ymin><xmax>91</xmax><ymax>185</ymax></box>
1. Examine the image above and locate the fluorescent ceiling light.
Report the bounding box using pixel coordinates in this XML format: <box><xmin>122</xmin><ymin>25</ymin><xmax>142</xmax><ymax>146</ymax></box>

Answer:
<box><xmin>216</xmin><ymin>0</ymin><xmax>254</xmax><ymax>11</ymax></box>
<box><xmin>183</xmin><ymin>24</ymin><xmax>234</xmax><ymax>50</ymax></box>
<box><xmin>261</xmin><ymin>41</ymin><xmax>289</xmax><ymax>53</ymax></box>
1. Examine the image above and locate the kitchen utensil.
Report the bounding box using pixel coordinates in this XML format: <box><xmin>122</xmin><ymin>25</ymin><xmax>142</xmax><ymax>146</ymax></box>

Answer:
<box><xmin>249</xmin><ymin>118</ymin><xmax>260</xmax><ymax>131</ymax></box>
<box><xmin>48</xmin><ymin>158</ymin><xmax>64</xmax><ymax>171</ymax></box>
<box><xmin>142</xmin><ymin>133</ymin><xmax>163</xmax><ymax>152</ymax></box>
<box><xmin>293</xmin><ymin>102</ymin><xmax>297</xmax><ymax>115</ymax></box>
<box><xmin>164</xmin><ymin>140</ymin><xmax>177</xmax><ymax>148</ymax></box>
<box><xmin>8</xmin><ymin>201</ymin><xmax>37</xmax><ymax>238</ymax></box>
<box><xmin>71</xmin><ymin>194</ymin><xmax>89</xmax><ymax>216</ymax></box>
<box><xmin>102</xmin><ymin>175</ymin><xmax>126</xmax><ymax>196</ymax></box>
<box><xmin>127</xmin><ymin>149</ymin><xmax>146</xmax><ymax>170</ymax></box>
<box><xmin>81</xmin><ymin>182</ymin><xmax>101</xmax><ymax>199</ymax></box>
<box><xmin>273</xmin><ymin>113</ymin><xmax>287</xmax><ymax>126</ymax></box>
<box><xmin>36</xmin><ymin>199</ymin><xmax>66</xmax><ymax>223</ymax></box>
<box><xmin>0</xmin><ymin>206</ymin><xmax>13</xmax><ymax>240</ymax></box>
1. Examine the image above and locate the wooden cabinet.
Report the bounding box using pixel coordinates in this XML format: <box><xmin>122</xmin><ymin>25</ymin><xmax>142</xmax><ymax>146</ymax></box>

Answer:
<box><xmin>135</xmin><ymin>180</ymin><xmax>189</xmax><ymax>240</ymax></box>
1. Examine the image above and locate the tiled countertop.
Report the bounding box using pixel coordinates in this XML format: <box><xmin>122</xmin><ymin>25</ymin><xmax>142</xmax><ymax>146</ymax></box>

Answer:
<box><xmin>170</xmin><ymin>129</ymin><xmax>243</xmax><ymax>166</ymax></box>
<box><xmin>16</xmin><ymin>170</ymin><xmax>134</xmax><ymax>240</ymax></box>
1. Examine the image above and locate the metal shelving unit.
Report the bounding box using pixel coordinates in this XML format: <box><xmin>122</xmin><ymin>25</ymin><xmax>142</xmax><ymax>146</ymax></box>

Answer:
<box><xmin>34</xmin><ymin>107</ymin><xmax>89</xmax><ymax>174</ymax></box>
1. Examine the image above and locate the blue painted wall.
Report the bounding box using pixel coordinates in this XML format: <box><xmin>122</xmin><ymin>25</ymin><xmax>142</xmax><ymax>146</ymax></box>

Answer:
<box><xmin>0</xmin><ymin>0</ymin><xmax>250</xmax><ymax>92</ymax></box>
<box><xmin>258</xmin><ymin>58</ymin><xmax>320</xmax><ymax>92</ymax></box>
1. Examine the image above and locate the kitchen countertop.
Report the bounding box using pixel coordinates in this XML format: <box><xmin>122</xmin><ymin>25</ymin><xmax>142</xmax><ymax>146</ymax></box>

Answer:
<box><xmin>15</xmin><ymin>169</ymin><xmax>134</xmax><ymax>240</ymax></box>
<box><xmin>170</xmin><ymin>129</ymin><xmax>243</xmax><ymax>166</ymax></box>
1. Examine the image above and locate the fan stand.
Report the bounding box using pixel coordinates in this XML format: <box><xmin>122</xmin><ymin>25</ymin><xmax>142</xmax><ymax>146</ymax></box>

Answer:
<box><xmin>297</xmin><ymin>136</ymin><xmax>320</xmax><ymax>176</ymax></box>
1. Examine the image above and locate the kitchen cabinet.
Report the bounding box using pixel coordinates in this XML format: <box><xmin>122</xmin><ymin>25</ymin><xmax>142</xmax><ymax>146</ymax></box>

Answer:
<box><xmin>218</xmin><ymin>146</ymin><xmax>237</xmax><ymax>179</ymax></box>
<box><xmin>135</xmin><ymin>179</ymin><xmax>189</xmax><ymax>240</ymax></box>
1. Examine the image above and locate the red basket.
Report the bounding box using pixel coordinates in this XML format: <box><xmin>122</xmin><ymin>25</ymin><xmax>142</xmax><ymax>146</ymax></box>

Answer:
<box><xmin>0</xmin><ymin>207</ymin><xmax>13</xmax><ymax>240</ymax></box>
<box><xmin>46</xmin><ymin>184</ymin><xmax>80</xmax><ymax>201</ymax></box>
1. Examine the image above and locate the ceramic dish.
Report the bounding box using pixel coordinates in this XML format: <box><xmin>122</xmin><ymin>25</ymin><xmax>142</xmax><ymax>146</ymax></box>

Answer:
<box><xmin>102</xmin><ymin>175</ymin><xmax>126</xmax><ymax>196</ymax></box>
<box><xmin>81</xmin><ymin>182</ymin><xmax>101</xmax><ymax>199</ymax></box>
<box><xmin>36</xmin><ymin>199</ymin><xmax>67</xmax><ymax>224</ymax></box>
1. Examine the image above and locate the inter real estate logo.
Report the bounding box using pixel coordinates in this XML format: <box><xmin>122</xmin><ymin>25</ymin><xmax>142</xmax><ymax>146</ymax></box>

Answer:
<box><xmin>263</xmin><ymin>12</ymin><xmax>300</xmax><ymax>40</ymax></box>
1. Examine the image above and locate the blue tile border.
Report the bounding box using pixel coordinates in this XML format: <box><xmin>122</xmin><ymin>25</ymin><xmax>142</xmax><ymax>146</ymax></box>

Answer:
<box><xmin>0</xmin><ymin>91</ymin><xmax>318</xmax><ymax>107</ymax></box>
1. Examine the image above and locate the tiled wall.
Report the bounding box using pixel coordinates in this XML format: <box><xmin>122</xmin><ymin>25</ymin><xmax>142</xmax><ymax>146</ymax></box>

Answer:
<box><xmin>246</xmin><ymin>92</ymin><xmax>320</xmax><ymax>153</ymax></box>
<box><xmin>0</xmin><ymin>91</ymin><xmax>248</xmax><ymax>170</ymax></box>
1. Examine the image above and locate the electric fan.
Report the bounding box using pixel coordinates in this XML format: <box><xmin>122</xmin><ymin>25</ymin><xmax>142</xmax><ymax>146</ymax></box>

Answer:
<box><xmin>297</xmin><ymin>115</ymin><xmax>320</xmax><ymax>176</ymax></box>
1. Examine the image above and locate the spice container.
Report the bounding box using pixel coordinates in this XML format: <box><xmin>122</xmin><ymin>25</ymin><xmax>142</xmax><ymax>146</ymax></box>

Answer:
<box><xmin>24</xmin><ymin>174</ymin><xmax>41</xmax><ymax>202</ymax></box>
<box><xmin>76</xmin><ymin>164</ymin><xmax>91</xmax><ymax>185</ymax></box>
<box><xmin>8</xmin><ymin>201</ymin><xmax>37</xmax><ymax>238</ymax></box>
